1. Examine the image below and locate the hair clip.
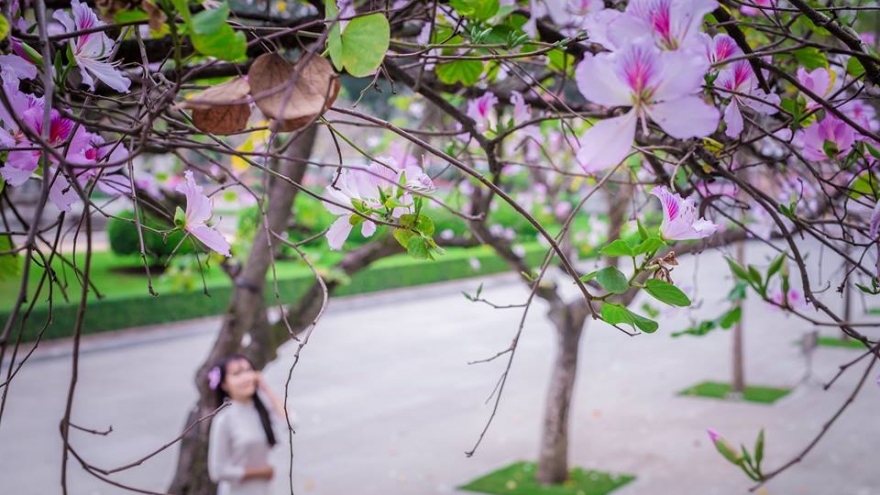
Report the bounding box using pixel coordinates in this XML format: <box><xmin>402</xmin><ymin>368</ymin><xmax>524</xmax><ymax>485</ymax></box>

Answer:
<box><xmin>208</xmin><ymin>366</ymin><xmax>221</xmax><ymax>390</ymax></box>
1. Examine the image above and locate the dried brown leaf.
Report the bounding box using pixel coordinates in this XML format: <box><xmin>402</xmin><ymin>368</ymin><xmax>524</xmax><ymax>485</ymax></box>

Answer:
<box><xmin>248</xmin><ymin>53</ymin><xmax>339</xmax><ymax>132</ymax></box>
<box><xmin>178</xmin><ymin>77</ymin><xmax>251</xmax><ymax>135</ymax></box>
<box><xmin>142</xmin><ymin>0</ymin><xmax>167</xmax><ymax>32</ymax></box>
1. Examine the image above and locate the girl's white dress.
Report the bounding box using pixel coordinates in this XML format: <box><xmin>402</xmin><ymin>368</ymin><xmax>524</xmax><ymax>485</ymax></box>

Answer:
<box><xmin>208</xmin><ymin>399</ymin><xmax>278</xmax><ymax>495</ymax></box>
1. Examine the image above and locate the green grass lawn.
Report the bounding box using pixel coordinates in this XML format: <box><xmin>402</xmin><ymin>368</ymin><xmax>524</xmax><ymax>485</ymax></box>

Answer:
<box><xmin>678</xmin><ymin>381</ymin><xmax>791</xmax><ymax>404</ymax></box>
<box><xmin>460</xmin><ymin>462</ymin><xmax>635</xmax><ymax>495</ymax></box>
<box><xmin>0</xmin><ymin>249</ymin><xmax>324</xmax><ymax>312</ymax></box>
<box><xmin>0</xmin><ymin>243</ymin><xmax>513</xmax><ymax>312</ymax></box>
<box><xmin>1</xmin><ymin>242</ymin><xmax>551</xmax><ymax>341</ymax></box>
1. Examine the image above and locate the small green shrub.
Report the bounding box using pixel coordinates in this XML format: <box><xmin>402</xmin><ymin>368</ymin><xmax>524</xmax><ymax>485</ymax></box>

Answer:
<box><xmin>107</xmin><ymin>209</ymin><xmax>194</xmax><ymax>262</ymax></box>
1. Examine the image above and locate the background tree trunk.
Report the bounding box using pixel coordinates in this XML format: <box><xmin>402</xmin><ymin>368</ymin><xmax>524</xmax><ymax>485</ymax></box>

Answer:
<box><xmin>536</xmin><ymin>186</ymin><xmax>629</xmax><ymax>483</ymax></box>
<box><xmin>168</xmin><ymin>126</ymin><xmax>317</xmax><ymax>495</ymax></box>
<box><xmin>536</xmin><ymin>301</ymin><xmax>589</xmax><ymax>483</ymax></box>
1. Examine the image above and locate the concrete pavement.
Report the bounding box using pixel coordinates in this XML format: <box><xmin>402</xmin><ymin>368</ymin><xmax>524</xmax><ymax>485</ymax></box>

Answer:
<box><xmin>1</xmin><ymin>241</ymin><xmax>879</xmax><ymax>495</ymax></box>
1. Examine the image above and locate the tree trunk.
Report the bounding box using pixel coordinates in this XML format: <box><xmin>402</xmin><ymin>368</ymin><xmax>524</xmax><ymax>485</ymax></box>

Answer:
<box><xmin>536</xmin><ymin>301</ymin><xmax>589</xmax><ymax>484</ymax></box>
<box><xmin>168</xmin><ymin>126</ymin><xmax>317</xmax><ymax>495</ymax></box>
<box><xmin>536</xmin><ymin>186</ymin><xmax>628</xmax><ymax>484</ymax></box>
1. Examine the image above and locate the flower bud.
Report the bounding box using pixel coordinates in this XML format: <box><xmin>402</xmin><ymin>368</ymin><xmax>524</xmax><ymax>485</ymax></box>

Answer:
<box><xmin>707</xmin><ymin>428</ymin><xmax>742</xmax><ymax>465</ymax></box>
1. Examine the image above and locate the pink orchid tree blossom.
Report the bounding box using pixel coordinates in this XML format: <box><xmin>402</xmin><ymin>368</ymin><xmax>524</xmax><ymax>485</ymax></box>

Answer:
<box><xmin>589</xmin><ymin>0</ymin><xmax>717</xmax><ymax>52</ymax></box>
<box><xmin>574</xmin><ymin>41</ymin><xmax>719</xmax><ymax>172</ymax></box>
<box><xmin>796</xmin><ymin>67</ymin><xmax>839</xmax><ymax>111</ymax></box>
<box><xmin>175</xmin><ymin>170</ymin><xmax>231</xmax><ymax>257</ymax></box>
<box><xmin>769</xmin><ymin>286</ymin><xmax>810</xmax><ymax>311</ymax></box>
<box><xmin>54</xmin><ymin>0</ymin><xmax>131</xmax><ymax>93</ymax></box>
<box><xmin>466</xmin><ymin>92</ymin><xmax>499</xmax><ymax>134</ymax></box>
<box><xmin>0</xmin><ymin>87</ymin><xmax>95</xmax><ymax>212</ymax></box>
<box><xmin>740</xmin><ymin>0</ymin><xmax>774</xmax><ymax>16</ymax></box>
<box><xmin>322</xmin><ymin>156</ymin><xmax>435</xmax><ymax>250</ymax></box>
<box><xmin>715</xmin><ymin>60</ymin><xmax>780</xmax><ymax>138</ymax></box>
<box><xmin>869</xmin><ymin>201</ymin><xmax>880</xmax><ymax>240</ymax></box>
<box><xmin>841</xmin><ymin>99</ymin><xmax>880</xmax><ymax>134</ymax></box>
<box><xmin>323</xmin><ymin>168</ymin><xmax>382</xmax><ymax>251</ymax></box>
<box><xmin>510</xmin><ymin>91</ymin><xmax>532</xmax><ymax>124</ymax></box>
<box><xmin>797</xmin><ymin>115</ymin><xmax>856</xmax><ymax>162</ymax></box>
<box><xmin>0</xmin><ymin>54</ymin><xmax>37</xmax><ymax>85</ymax></box>
<box><xmin>68</xmin><ymin>133</ymin><xmax>131</xmax><ymax>195</ymax></box>
<box><xmin>535</xmin><ymin>0</ymin><xmax>603</xmax><ymax>32</ymax></box>
<box><xmin>700</xmin><ymin>33</ymin><xmax>742</xmax><ymax>65</ymax></box>
<box><xmin>651</xmin><ymin>186</ymin><xmax>719</xmax><ymax>240</ymax></box>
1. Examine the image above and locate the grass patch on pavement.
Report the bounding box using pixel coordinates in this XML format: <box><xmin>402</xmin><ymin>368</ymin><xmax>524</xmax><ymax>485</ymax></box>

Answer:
<box><xmin>459</xmin><ymin>461</ymin><xmax>635</xmax><ymax>495</ymax></box>
<box><xmin>816</xmin><ymin>336</ymin><xmax>869</xmax><ymax>349</ymax></box>
<box><xmin>678</xmin><ymin>381</ymin><xmax>791</xmax><ymax>404</ymax></box>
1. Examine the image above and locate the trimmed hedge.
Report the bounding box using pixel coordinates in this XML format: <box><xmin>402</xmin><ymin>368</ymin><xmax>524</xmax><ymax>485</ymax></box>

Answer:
<box><xmin>107</xmin><ymin>209</ymin><xmax>196</xmax><ymax>260</ymax></box>
<box><xmin>3</xmin><ymin>244</ymin><xmax>548</xmax><ymax>342</ymax></box>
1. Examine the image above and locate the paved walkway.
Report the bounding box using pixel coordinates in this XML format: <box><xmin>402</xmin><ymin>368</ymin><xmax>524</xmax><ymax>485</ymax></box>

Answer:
<box><xmin>1</xmin><ymin>242</ymin><xmax>879</xmax><ymax>495</ymax></box>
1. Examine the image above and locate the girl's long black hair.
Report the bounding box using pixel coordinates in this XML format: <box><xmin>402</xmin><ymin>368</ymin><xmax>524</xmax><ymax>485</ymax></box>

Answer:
<box><xmin>213</xmin><ymin>354</ymin><xmax>277</xmax><ymax>447</ymax></box>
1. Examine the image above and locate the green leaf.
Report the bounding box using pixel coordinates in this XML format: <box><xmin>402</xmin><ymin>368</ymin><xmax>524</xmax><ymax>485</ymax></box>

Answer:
<box><xmin>579</xmin><ymin>270</ymin><xmax>598</xmax><ymax>282</ymax></box>
<box><xmin>599</xmin><ymin>239</ymin><xmax>634</xmax><ymax>257</ymax></box>
<box><xmin>847</xmin><ymin>57</ymin><xmax>866</xmax><ymax>78</ymax></box>
<box><xmin>0</xmin><ymin>14</ymin><xmax>9</xmax><ymax>41</ymax></box>
<box><xmin>174</xmin><ymin>206</ymin><xmax>186</xmax><ymax>228</ymax></box>
<box><xmin>822</xmin><ymin>139</ymin><xmax>840</xmax><ymax>159</ymax></box>
<box><xmin>398</xmin><ymin>214</ymin><xmax>435</xmax><ymax>236</ymax></box>
<box><xmin>727</xmin><ymin>257</ymin><xmax>756</xmax><ymax>285</ymax></box>
<box><xmin>793</xmin><ymin>47</ymin><xmax>828</xmax><ymax>71</ymax></box>
<box><xmin>645</xmin><ymin>279</ymin><xmax>692</xmax><ymax>307</ymax></box>
<box><xmin>849</xmin><ymin>172</ymin><xmax>878</xmax><ymax>199</ymax></box>
<box><xmin>192</xmin><ymin>28</ymin><xmax>247</xmax><ymax>61</ymax></box>
<box><xmin>641</xmin><ymin>302</ymin><xmax>660</xmax><ymax>318</ymax></box>
<box><xmin>755</xmin><ymin>429</ymin><xmax>765</xmax><ymax>469</ymax></box>
<box><xmin>727</xmin><ymin>281</ymin><xmax>748</xmax><ymax>302</ymax></box>
<box><xmin>748</xmin><ymin>265</ymin><xmax>762</xmax><ymax>287</ymax></box>
<box><xmin>596</xmin><ymin>266</ymin><xmax>629</xmax><ymax>294</ymax></box>
<box><xmin>740</xmin><ymin>445</ymin><xmax>753</xmax><ymax>466</ymax></box>
<box><xmin>449</xmin><ymin>0</ymin><xmax>500</xmax><ymax>21</ymax></box>
<box><xmin>192</xmin><ymin>2</ymin><xmax>230</xmax><ymax>35</ymax></box>
<box><xmin>406</xmin><ymin>236</ymin><xmax>431</xmax><ymax>259</ymax></box>
<box><xmin>416</xmin><ymin>214</ymin><xmax>435</xmax><ymax>236</ymax></box>
<box><xmin>171</xmin><ymin>0</ymin><xmax>192</xmax><ymax>23</ymax></box>
<box><xmin>436</xmin><ymin>59</ymin><xmax>484</xmax><ymax>85</ymax></box>
<box><xmin>671</xmin><ymin>320</ymin><xmax>716</xmax><ymax>338</ymax></box>
<box><xmin>856</xmin><ymin>278</ymin><xmax>880</xmax><ymax>295</ymax></box>
<box><xmin>792</xmin><ymin>14</ymin><xmax>830</xmax><ymax>37</ymax></box>
<box><xmin>718</xmin><ymin>306</ymin><xmax>742</xmax><ymax>329</ymax></box>
<box><xmin>114</xmin><ymin>9</ymin><xmax>150</xmax><ymax>23</ymax></box>
<box><xmin>766</xmin><ymin>253</ymin><xmax>786</xmax><ymax>281</ymax></box>
<box><xmin>392</xmin><ymin>227</ymin><xmax>415</xmax><ymax>248</ymax></box>
<box><xmin>339</xmin><ymin>13</ymin><xmax>390</xmax><ymax>77</ymax></box>
<box><xmin>0</xmin><ymin>235</ymin><xmax>21</xmax><ymax>282</ymax></box>
<box><xmin>865</xmin><ymin>142</ymin><xmax>880</xmax><ymax>160</ymax></box>
<box><xmin>636</xmin><ymin>218</ymin><xmax>650</xmax><ymax>241</ymax></box>
<box><xmin>325</xmin><ymin>0</ymin><xmax>343</xmax><ymax>71</ymax></box>
<box><xmin>633</xmin><ymin>237</ymin><xmax>665</xmax><ymax>256</ymax></box>
<box><xmin>601</xmin><ymin>303</ymin><xmax>658</xmax><ymax>333</ymax></box>
<box><xmin>547</xmin><ymin>48</ymin><xmax>575</xmax><ymax>73</ymax></box>
<box><xmin>184</xmin><ymin>3</ymin><xmax>246</xmax><ymax>63</ymax></box>
<box><xmin>781</xmin><ymin>97</ymin><xmax>806</xmax><ymax>129</ymax></box>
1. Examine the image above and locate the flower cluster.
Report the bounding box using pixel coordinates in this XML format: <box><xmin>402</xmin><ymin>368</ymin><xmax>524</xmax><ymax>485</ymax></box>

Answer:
<box><xmin>323</xmin><ymin>156</ymin><xmax>435</xmax><ymax>250</ymax></box>
<box><xmin>574</xmin><ymin>0</ymin><xmax>721</xmax><ymax>172</ymax></box>
<box><xmin>1</xmin><ymin>1</ymin><xmax>131</xmax><ymax>211</ymax></box>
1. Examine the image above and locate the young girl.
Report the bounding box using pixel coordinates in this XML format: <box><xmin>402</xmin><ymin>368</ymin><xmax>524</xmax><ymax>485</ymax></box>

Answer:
<box><xmin>207</xmin><ymin>354</ymin><xmax>286</xmax><ymax>495</ymax></box>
